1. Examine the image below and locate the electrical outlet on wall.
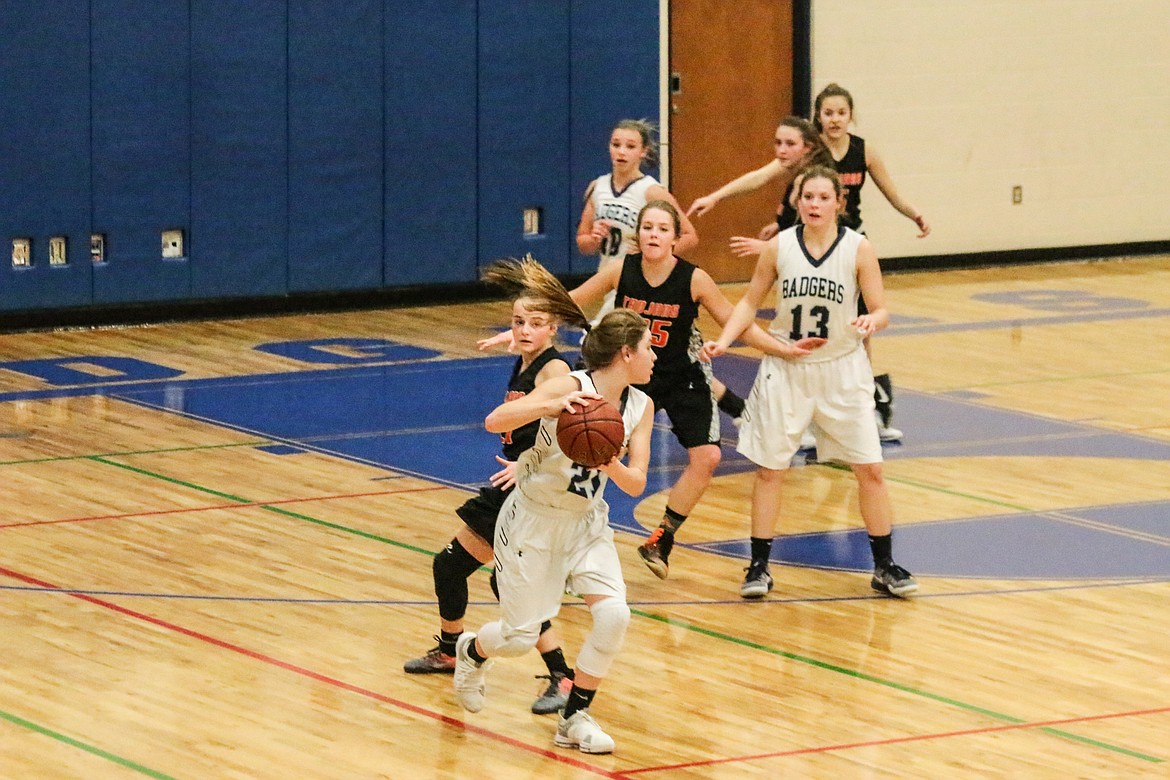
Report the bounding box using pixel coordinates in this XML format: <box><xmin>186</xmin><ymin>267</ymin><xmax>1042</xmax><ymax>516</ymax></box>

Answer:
<box><xmin>1012</xmin><ymin>185</ymin><xmax>1023</xmax><ymax>204</ymax></box>
<box><xmin>12</xmin><ymin>238</ymin><xmax>31</xmax><ymax>267</ymax></box>
<box><xmin>161</xmin><ymin>229</ymin><xmax>185</xmax><ymax>258</ymax></box>
<box><xmin>49</xmin><ymin>236</ymin><xmax>68</xmax><ymax>266</ymax></box>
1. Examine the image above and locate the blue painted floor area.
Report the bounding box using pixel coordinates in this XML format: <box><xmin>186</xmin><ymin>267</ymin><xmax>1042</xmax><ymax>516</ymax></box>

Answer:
<box><xmin>107</xmin><ymin>351</ymin><xmax>1170</xmax><ymax>581</ymax></box>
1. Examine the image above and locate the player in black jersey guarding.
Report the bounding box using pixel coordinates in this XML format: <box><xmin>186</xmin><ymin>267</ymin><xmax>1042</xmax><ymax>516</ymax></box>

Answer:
<box><xmin>404</xmin><ymin>284</ymin><xmax>577</xmax><ymax>715</ymax></box>
<box><xmin>815</xmin><ymin>82</ymin><xmax>930</xmax><ymax>442</ymax></box>
<box><xmin>571</xmin><ymin>200</ymin><xmax>789</xmax><ymax>578</ymax></box>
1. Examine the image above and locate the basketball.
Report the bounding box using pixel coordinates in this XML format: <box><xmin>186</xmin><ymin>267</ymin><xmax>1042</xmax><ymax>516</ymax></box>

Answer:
<box><xmin>556</xmin><ymin>398</ymin><xmax>625</xmax><ymax>468</ymax></box>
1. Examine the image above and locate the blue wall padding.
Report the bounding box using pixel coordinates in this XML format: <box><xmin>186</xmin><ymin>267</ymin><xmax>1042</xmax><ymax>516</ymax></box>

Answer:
<box><xmin>0</xmin><ymin>3</ymin><xmax>93</xmax><ymax>310</ymax></box>
<box><xmin>383</xmin><ymin>0</ymin><xmax>478</xmax><ymax>286</ymax></box>
<box><xmin>91</xmin><ymin>0</ymin><xmax>192</xmax><ymax>304</ymax></box>
<box><xmin>568</xmin><ymin>1</ymin><xmax>661</xmax><ymax>275</ymax></box>
<box><xmin>288</xmin><ymin>0</ymin><xmax>384</xmax><ymax>293</ymax></box>
<box><xmin>0</xmin><ymin>1</ymin><xmax>659</xmax><ymax>313</ymax></box>
<box><xmin>190</xmin><ymin>0</ymin><xmax>288</xmax><ymax>299</ymax></box>
<box><xmin>477</xmin><ymin>1</ymin><xmax>571</xmax><ymax>274</ymax></box>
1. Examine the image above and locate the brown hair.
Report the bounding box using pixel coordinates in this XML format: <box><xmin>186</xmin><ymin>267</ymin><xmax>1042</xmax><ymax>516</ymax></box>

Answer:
<box><xmin>779</xmin><ymin>116</ymin><xmax>834</xmax><ymax>169</ymax></box>
<box><xmin>812</xmin><ymin>83</ymin><xmax>855</xmax><ymax>133</ymax></box>
<box><xmin>480</xmin><ymin>255</ymin><xmax>589</xmax><ymax>329</ymax></box>
<box><xmin>580</xmin><ymin>308</ymin><xmax>648</xmax><ymax>370</ymax></box>
<box><xmin>614</xmin><ymin>119</ymin><xmax>660</xmax><ymax>169</ymax></box>
<box><xmin>796</xmin><ymin>164</ymin><xmax>844</xmax><ymax>200</ymax></box>
<box><xmin>637</xmin><ymin>199</ymin><xmax>681</xmax><ymax>236</ymax></box>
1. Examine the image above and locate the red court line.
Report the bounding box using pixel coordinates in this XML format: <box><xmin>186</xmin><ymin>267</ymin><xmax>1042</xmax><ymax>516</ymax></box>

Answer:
<box><xmin>0</xmin><ymin>486</ymin><xmax>446</xmax><ymax>529</ymax></box>
<box><xmin>0</xmin><ymin>564</ymin><xmax>627</xmax><ymax>778</ymax></box>
<box><xmin>622</xmin><ymin>707</ymin><xmax>1169</xmax><ymax>775</ymax></box>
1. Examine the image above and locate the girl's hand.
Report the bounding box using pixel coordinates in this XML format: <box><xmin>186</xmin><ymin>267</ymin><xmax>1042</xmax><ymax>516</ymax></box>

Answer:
<box><xmin>702</xmin><ymin>340</ymin><xmax>728</xmax><ymax>361</ymax></box>
<box><xmin>592</xmin><ymin>219</ymin><xmax>612</xmax><ymax>240</ymax></box>
<box><xmin>687</xmin><ymin>195</ymin><xmax>717</xmax><ymax>217</ymax></box>
<box><xmin>781</xmin><ymin>337</ymin><xmax>827</xmax><ymax>359</ymax></box>
<box><xmin>489</xmin><ymin>456</ymin><xmax>517</xmax><ymax>490</ymax></box>
<box><xmin>851</xmin><ymin>316</ymin><xmax>875</xmax><ymax>338</ymax></box>
<box><xmin>477</xmin><ymin>330</ymin><xmax>516</xmax><ymax>352</ymax></box>
<box><xmin>730</xmin><ymin>236</ymin><xmax>767</xmax><ymax>257</ymax></box>
<box><xmin>912</xmin><ymin>214</ymin><xmax>931</xmax><ymax>238</ymax></box>
<box><xmin>560</xmin><ymin>390</ymin><xmax>603</xmax><ymax>415</ymax></box>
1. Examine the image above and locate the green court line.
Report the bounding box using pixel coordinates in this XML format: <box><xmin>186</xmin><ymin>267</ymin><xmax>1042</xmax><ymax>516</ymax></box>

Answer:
<box><xmin>631</xmin><ymin>611</ymin><xmax>1161</xmax><ymax>763</ymax></box>
<box><xmin>77</xmin><ymin>455</ymin><xmax>1163</xmax><ymax>764</ymax></box>
<box><xmin>0</xmin><ymin>708</ymin><xmax>177</xmax><ymax>779</ymax></box>
<box><xmin>90</xmin><ymin>456</ymin><xmax>437</xmax><ymax>557</ymax></box>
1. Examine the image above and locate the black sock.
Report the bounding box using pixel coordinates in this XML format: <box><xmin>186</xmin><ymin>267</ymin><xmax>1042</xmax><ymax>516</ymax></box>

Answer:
<box><xmin>540</xmin><ymin>647</ymin><xmax>574</xmax><ymax>679</ymax></box>
<box><xmin>661</xmin><ymin>506</ymin><xmax>687</xmax><ymax>534</ymax></box>
<box><xmin>561</xmin><ymin>684</ymin><xmax>597</xmax><ymax>720</ymax></box>
<box><xmin>466</xmin><ymin>639</ymin><xmax>488</xmax><ymax>665</ymax></box>
<box><xmin>868</xmin><ymin>533</ymin><xmax>893</xmax><ymax>568</ymax></box>
<box><xmin>439</xmin><ymin>630</ymin><xmax>460</xmax><ymax>657</ymax></box>
<box><xmin>750</xmin><ymin>536</ymin><xmax>773</xmax><ymax>564</ymax></box>
<box><xmin>717</xmin><ymin>388</ymin><xmax>746</xmax><ymax>418</ymax></box>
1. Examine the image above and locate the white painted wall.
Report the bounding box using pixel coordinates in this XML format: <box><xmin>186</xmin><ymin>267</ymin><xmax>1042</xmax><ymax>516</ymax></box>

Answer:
<box><xmin>810</xmin><ymin>0</ymin><xmax>1170</xmax><ymax>259</ymax></box>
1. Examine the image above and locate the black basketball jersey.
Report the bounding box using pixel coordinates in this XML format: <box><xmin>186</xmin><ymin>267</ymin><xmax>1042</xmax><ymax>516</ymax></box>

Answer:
<box><xmin>616</xmin><ymin>253</ymin><xmax>700</xmax><ymax>381</ymax></box>
<box><xmin>833</xmin><ymin>134</ymin><xmax>866</xmax><ymax>230</ymax></box>
<box><xmin>776</xmin><ymin>182</ymin><xmax>798</xmax><ymax>231</ymax></box>
<box><xmin>500</xmin><ymin>346</ymin><xmax>565</xmax><ymax>460</ymax></box>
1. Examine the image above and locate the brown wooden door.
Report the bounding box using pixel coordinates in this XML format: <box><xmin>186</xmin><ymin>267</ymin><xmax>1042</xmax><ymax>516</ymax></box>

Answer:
<box><xmin>669</xmin><ymin>0</ymin><xmax>793</xmax><ymax>282</ymax></box>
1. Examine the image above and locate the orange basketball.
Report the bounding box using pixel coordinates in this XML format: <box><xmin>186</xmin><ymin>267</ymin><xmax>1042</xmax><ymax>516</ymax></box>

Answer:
<box><xmin>556</xmin><ymin>398</ymin><xmax>625</xmax><ymax>469</ymax></box>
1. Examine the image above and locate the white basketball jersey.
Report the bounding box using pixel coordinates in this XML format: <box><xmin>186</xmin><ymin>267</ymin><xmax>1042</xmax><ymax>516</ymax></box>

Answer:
<box><xmin>591</xmin><ymin>174</ymin><xmax>659</xmax><ymax>267</ymax></box>
<box><xmin>768</xmin><ymin>225</ymin><xmax>865</xmax><ymax>362</ymax></box>
<box><xmin>514</xmin><ymin>370</ymin><xmax>650</xmax><ymax>515</ymax></box>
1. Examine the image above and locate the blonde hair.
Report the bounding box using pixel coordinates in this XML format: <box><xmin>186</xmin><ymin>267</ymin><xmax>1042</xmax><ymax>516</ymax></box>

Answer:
<box><xmin>480</xmin><ymin>255</ymin><xmax>589</xmax><ymax>329</ymax></box>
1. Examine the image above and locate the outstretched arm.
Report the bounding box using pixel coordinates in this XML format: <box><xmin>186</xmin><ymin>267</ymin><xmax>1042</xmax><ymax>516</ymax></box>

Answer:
<box><xmin>687</xmin><ymin>158</ymin><xmax>783</xmax><ymax>217</ymax></box>
<box><xmin>485</xmin><ymin>375</ymin><xmax>594</xmax><ymax>433</ymax></box>
<box><xmin>866</xmin><ymin>146</ymin><xmax>929</xmax><ymax>237</ymax></box>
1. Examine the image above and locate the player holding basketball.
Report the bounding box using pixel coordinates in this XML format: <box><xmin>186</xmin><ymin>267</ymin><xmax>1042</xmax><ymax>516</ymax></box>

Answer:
<box><xmin>577</xmin><ymin>120</ymin><xmax>748</xmax><ymax>424</ymax></box>
<box><xmin>571</xmin><ymin>200</ymin><xmax>791</xmax><ymax>579</ymax></box>
<box><xmin>403</xmin><ymin>280</ymin><xmax>577</xmax><ymax>715</ymax></box>
<box><xmin>453</xmin><ymin>262</ymin><xmax>655</xmax><ymax>755</ymax></box>
<box><xmin>703</xmin><ymin>165</ymin><xmax>918</xmax><ymax>599</ymax></box>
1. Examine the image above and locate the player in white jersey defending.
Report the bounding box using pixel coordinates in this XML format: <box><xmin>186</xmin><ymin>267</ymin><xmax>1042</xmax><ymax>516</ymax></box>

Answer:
<box><xmin>576</xmin><ymin>119</ymin><xmax>697</xmax><ymax>325</ymax></box>
<box><xmin>453</xmin><ymin>261</ymin><xmax>656</xmax><ymax>755</ymax></box>
<box><xmin>703</xmin><ymin>165</ymin><xmax>918</xmax><ymax>600</ymax></box>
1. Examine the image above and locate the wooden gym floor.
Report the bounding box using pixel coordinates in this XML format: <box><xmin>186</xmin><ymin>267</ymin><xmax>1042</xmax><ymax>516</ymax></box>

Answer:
<box><xmin>1</xmin><ymin>255</ymin><xmax>1168</xmax><ymax>778</ymax></box>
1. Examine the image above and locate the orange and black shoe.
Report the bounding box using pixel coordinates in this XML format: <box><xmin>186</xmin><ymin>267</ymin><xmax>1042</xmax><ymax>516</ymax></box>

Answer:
<box><xmin>637</xmin><ymin>527</ymin><xmax>673</xmax><ymax>580</ymax></box>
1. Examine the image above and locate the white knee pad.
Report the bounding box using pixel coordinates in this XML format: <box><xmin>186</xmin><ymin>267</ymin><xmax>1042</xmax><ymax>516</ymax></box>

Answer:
<box><xmin>575</xmin><ymin>598</ymin><xmax>630</xmax><ymax>678</ymax></box>
<box><xmin>476</xmin><ymin>620</ymin><xmax>540</xmax><ymax>658</ymax></box>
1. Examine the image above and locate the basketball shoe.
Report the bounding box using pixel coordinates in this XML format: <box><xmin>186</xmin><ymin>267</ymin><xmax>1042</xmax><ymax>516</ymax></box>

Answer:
<box><xmin>555</xmin><ymin>710</ymin><xmax>615</xmax><ymax>754</ymax></box>
<box><xmin>740</xmin><ymin>560</ymin><xmax>774</xmax><ymax>599</ymax></box>
<box><xmin>637</xmin><ymin>527</ymin><xmax>672</xmax><ymax>579</ymax></box>
<box><xmin>403</xmin><ymin>638</ymin><xmax>456</xmax><ymax>674</ymax></box>
<box><xmin>871</xmin><ymin>562</ymin><xmax>918</xmax><ymax>597</ymax></box>
<box><xmin>531</xmin><ymin>672</ymin><xmax>573</xmax><ymax>715</ymax></box>
<box><xmin>453</xmin><ymin>633</ymin><xmax>492</xmax><ymax>712</ymax></box>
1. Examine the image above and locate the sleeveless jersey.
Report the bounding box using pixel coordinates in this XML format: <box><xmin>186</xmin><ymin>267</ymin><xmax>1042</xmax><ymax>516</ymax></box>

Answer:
<box><xmin>616</xmin><ymin>253</ymin><xmax>701</xmax><ymax>382</ymax></box>
<box><xmin>775</xmin><ymin>182</ymin><xmax>798</xmax><ymax>231</ymax></box>
<box><xmin>513</xmin><ymin>370</ymin><xmax>650</xmax><ymax>516</ymax></box>
<box><xmin>833</xmin><ymin>134</ymin><xmax>866</xmax><ymax>230</ymax></box>
<box><xmin>590</xmin><ymin>174</ymin><xmax>659</xmax><ymax>267</ymax></box>
<box><xmin>768</xmin><ymin>225</ymin><xmax>865</xmax><ymax>363</ymax></box>
<box><xmin>500</xmin><ymin>346</ymin><xmax>566</xmax><ymax>460</ymax></box>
